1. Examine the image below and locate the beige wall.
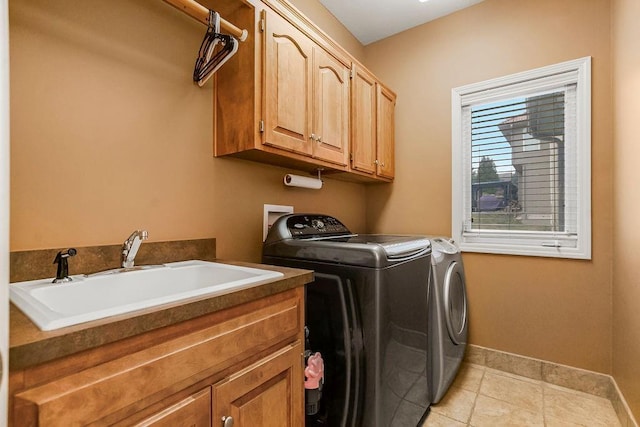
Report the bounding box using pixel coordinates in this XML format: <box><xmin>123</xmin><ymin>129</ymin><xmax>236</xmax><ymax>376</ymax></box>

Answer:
<box><xmin>612</xmin><ymin>0</ymin><xmax>640</xmax><ymax>418</ymax></box>
<box><xmin>289</xmin><ymin>0</ymin><xmax>364</xmax><ymax>62</ymax></box>
<box><xmin>12</xmin><ymin>0</ymin><xmax>635</xmax><ymax>408</ymax></box>
<box><xmin>364</xmin><ymin>0</ymin><xmax>614</xmax><ymax>373</ymax></box>
<box><xmin>9</xmin><ymin>0</ymin><xmax>366</xmax><ymax>262</ymax></box>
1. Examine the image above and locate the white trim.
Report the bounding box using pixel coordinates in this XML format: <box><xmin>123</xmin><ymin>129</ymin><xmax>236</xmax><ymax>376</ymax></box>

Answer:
<box><xmin>452</xmin><ymin>57</ymin><xmax>591</xmax><ymax>259</ymax></box>
<box><xmin>460</xmin><ymin>71</ymin><xmax>579</xmax><ymax>106</ymax></box>
<box><xmin>0</xmin><ymin>0</ymin><xmax>9</xmax><ymax>421</ymax></box>
<box><xmin>454</xmin><ymin>57</ymin><xmax>589</xmax><ymax>99</ymax></box>
<box><xmin>575</xmin><ymin>57</ymin><xmax>592</xmax><ymax>260</ymax></box>
<box><xmin>263</xmin><ymin>204</ymin><xmax>293</xmax><ymax>241</ymax></box>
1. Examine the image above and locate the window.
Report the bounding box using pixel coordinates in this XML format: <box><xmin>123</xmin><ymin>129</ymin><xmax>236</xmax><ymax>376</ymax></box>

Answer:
<box><xmin>451</xmin><ymin>57</ymin><xmax>591</xmax><ymax>259</ymax></box>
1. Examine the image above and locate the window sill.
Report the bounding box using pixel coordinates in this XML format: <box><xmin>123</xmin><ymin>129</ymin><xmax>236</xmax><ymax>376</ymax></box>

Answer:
<box><xmin>458</xmin><ymin>238</ymin><xmax>591</xmax><ymax>260</ymax></box>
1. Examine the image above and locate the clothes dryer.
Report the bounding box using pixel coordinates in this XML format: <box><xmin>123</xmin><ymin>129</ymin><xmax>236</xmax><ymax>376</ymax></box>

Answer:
<box><xmin>427</xmin><ymin>237</ymin><xmax>469</xmax><ymax>404</ymax></box>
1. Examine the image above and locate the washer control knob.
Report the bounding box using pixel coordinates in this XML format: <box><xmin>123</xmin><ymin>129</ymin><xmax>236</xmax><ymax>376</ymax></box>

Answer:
<box><xmin>312</xmin><ymin>219</ymin><xmax>325</xmax><ymax>229</ymax></box>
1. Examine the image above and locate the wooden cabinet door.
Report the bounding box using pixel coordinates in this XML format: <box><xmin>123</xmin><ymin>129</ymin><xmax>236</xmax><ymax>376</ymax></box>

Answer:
<box><xmin>212</xmin><ymin>342</ymin><xmax>303</xmax><ymax>427</ymax></box>
<box><xmin>312</xmin><ymin>47</ymin><xmax>349</xmax><ymax>166</ymax></box>
<box><xmin>376</xmin><ymin>84</ymin><xmax>396</xmax><ymax>179</ymax></box>
<box><xmin>350</xmin><ymin>65</ymin><xmax>377</xmax><ymax>174</ymax></box>
<box><xmin>263</xmin><ymin>10</ymin><xmax>313</xmax><ymax>156</ymax></box>
<box><xmin>134</xmin><ymin>388</ymin><xmax>211</xmax><ymax>427</ymax></box>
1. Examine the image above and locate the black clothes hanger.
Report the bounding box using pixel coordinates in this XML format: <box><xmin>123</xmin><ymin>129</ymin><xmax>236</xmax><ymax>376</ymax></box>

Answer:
<box><xmin>193</xmin><ymin>10</ymin><xmax>239</xmax><ymax>87</ymax></box>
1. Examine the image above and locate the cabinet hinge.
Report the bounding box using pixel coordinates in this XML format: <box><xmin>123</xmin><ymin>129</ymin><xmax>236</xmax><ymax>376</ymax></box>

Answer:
<box><xmin>350</xmin><ymin>69</ymin><xmax>354</xmax><ymax>79</ymax></box>
<box><xmin>349</xmin><ymin>152</ymin><xmax>353</xmax><ymax>162</ymax></box>
<box><xmin>259</xmin><ymin>18</ymin><xmax>265</xmax><ymax>33</ymax></box>
<box><xmin>259</xmin><ymin>120</ymin><xmax>265</xmax><ymax>132</ymax></box>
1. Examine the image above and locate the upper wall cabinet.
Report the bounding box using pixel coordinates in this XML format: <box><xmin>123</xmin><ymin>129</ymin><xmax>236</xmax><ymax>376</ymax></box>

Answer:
<box><xmin>350</xmin><ymin>64</ymin><xmax>396</xmax><ymax>180</ymax></box>
<box><xmin>263</xmin><ymin>9</ymin><xmax>313</xmax><ymax>157</ymax></box>
<box><xmin>376</xmin><ymin>83</ymin><xmax>396</xmax><ymax>180</ymax></box>
<box><xmin>214</xmin><ymin>0</ymin><xmax>394</xmax><ymax>182</ymax></box>
<box><xmin>312</xmin><ymin>46</ymin><xmax>350</xmax><ymax>166</ymax></box>
<box><xmin>350</xmin><ymin>65</ymin><xmax>377</xmax><ymax>175</ymax></box>
<box><xmin>263</xmin><ymin>9</ymin><xmax>349</xmax><ymax>167</ymax></box>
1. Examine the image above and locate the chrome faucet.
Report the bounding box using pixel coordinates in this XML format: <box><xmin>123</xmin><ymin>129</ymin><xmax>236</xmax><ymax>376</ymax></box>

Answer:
<box><xmin>122</xmin><ymin>230</ymin><xmax>148</xmax><ymax>268</ymax></box>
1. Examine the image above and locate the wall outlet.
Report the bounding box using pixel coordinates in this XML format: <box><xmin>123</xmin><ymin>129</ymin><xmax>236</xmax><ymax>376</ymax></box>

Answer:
<box><xmin>263</xmin><ymin>204</ymin><xmax>294</xmax><ymax>241</ymax></box>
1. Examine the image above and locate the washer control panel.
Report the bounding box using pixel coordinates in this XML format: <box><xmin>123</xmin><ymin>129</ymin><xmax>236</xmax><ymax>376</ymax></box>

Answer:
<box><xmin>286</xmin><ymin>215</ymin><xmax>351</xmax><ymax>238</ymax></box>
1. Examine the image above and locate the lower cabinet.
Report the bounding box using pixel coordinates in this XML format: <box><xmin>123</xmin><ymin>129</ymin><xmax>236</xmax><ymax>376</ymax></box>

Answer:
<box><xmin>136</xmin><ymin>342</ymin><xmax>303</xmax><ymax>427</ymax></box>
<box><xmin>11</xmin><ymin>288</ymin><xmax>304</xmax><ymax>427</ymax></box>
<box><xmin>213</xmin><ymin>343</ymin><xmax>303</xmax><ymax>427</ymax></box>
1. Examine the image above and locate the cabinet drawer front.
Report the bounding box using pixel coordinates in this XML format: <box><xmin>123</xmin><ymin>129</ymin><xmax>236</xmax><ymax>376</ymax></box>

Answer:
<box><xmin>14</xmin><ymin>293</ymin><xmax>302</xmax><ymax>426</ymax></box>
<box><xmin>134</xmin><ymin>387</ymin><xmax>211</xmax><ymax>427</ymax></box>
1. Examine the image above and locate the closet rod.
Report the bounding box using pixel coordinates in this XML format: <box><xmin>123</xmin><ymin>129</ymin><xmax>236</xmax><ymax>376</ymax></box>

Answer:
<box><xmin>163</xmin><ymin>0</ymin><xmax>248</xmax><ymax>41</ymax></box>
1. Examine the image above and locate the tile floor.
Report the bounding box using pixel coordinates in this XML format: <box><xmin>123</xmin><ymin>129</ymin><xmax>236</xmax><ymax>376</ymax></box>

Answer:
<box><xmin>424</xmin><ymin>363</ymin><xmax>621</xmax><ymax>427</ymax></box>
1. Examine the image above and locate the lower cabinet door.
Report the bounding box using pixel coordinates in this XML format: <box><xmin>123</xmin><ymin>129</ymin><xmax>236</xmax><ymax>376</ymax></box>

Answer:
<box><xmin>135</xmin><ymin>387</ymin><xmax>211</xmax><ymax>427</ymax></box>
<box><xmin>213</xmin><ymin>342</ymin><xmax>303</xmax><ymax>427</ymax></box>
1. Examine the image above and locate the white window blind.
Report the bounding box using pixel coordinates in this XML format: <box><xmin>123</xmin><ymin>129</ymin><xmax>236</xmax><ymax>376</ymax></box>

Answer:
<box><xmin>452</xmin><ymin>58</ymin><xmax>591</xmax><ymax>259</ymax></box>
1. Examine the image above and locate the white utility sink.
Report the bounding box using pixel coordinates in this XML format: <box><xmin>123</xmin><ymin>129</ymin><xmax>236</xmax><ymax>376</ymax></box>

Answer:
<box><xmin>10</xmin><ymin>260</ymin><xmax>284</xmax><ymax>331</ymax></box>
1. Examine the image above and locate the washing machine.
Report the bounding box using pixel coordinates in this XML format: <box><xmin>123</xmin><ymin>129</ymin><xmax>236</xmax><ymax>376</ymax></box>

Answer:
<box><xmin>427</xmin><ymin>237</ymin><xmax>469</xmax><ymax>404</ymax></box>
<box><xmin>263</xmin><ymin>214</ymin><xmax>432</xmax><ymax>427</ymax></box>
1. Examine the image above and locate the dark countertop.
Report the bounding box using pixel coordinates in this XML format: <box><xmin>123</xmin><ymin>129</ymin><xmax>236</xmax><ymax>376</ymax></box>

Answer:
<box><xmin>10</xmin><ymin>261</ymin><xmax>313</xmax><ymax>370</ymax></box>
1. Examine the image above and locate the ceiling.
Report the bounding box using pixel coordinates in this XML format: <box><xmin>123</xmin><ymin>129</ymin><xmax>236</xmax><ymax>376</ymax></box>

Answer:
<box><xmin>317</xmin><ymin>0</ymin><xmax>486</xmax><ymax>45</ymax></box>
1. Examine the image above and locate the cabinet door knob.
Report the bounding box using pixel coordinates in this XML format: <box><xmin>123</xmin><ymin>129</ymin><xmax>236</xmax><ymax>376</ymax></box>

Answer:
<box><xmin>374</xmin><ymin>159</ymin><xmax>379</xmax><ymax>165</ymax></box>
<box><xmin>317</xmin><ymin>135</ymin><xmax>322</xmax><ymax>143</ymax></box>
<box><xmin>310</xmin><ymin>134</ymin><xmax>316</xmax><ymax>141</ymax></box>
<box><xmin>222</xmin><ymin>416</ymin><xmax>234</xmax><ymax>427</ymax></box>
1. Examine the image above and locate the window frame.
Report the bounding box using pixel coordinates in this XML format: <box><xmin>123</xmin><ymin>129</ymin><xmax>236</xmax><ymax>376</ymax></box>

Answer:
<box><xmin>451</xmin><ymin>57</ymin><xmax>591</xmax><ymax>259</ymax></box>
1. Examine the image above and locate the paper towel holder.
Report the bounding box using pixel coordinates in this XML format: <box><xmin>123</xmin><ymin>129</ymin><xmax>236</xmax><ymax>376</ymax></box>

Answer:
<box><xmin>283</xmin><ymin>168</ymin><xmax>324</xmax><ymax>190</ymax></box>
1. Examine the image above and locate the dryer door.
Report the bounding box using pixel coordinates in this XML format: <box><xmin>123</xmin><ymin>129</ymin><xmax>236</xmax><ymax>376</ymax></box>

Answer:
<box><xmin>443</xmin><ymin>261</ymin><xmax>468</xmax><ymax>345</ymax></box>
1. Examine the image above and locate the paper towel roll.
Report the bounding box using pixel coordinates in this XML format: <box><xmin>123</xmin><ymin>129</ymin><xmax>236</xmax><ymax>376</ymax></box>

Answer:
<box><xmin>284</xmin><ymin>174</ymin><xmax>323</xmax><ymax>189</ymax></box>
